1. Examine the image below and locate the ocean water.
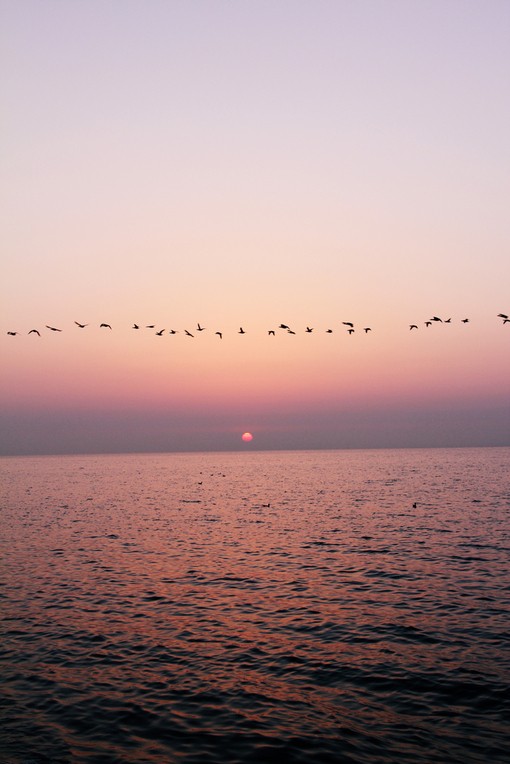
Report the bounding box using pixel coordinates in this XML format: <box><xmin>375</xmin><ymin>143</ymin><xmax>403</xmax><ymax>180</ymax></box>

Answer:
<box><xmin>1</xmin><ymin>447</ymin><xmax>509</xmax><ymax>764</ymax></box>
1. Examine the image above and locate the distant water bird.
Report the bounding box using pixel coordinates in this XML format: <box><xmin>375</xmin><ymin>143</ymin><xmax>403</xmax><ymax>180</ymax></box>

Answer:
<box><xmin>504</xmin><ymin>319</ymin><xmax>510</xmax><ymax>324</ymax></box>
<box><xmin>342</xmin><ymin>322</ymin><xmax>354</xmax><ymax>328</ymax></box>
<box><xmin>146</xmin><ymin>325</ymin><xmax>155</xmax><ymax>328</ymax></box>
<box><xmin>444</xmin><ymin>318</ymin><xmax>452</xmax><ymax>323</ymax></box>
<box><xmin>306</xmin><ymin>327</ymin><xmax>313</xmax><ymax>333</ymax></box>
<box><xmin>431</xmin><ymin>316</ymin><xmax>442</xmax><ymax>322</ymax></box>
<box><xmin>363</xmin><ymin>327</ymin><xmax>371</xmax><ymax>333</ymax></box>
<box><xmin>347</xmin><ymin>328</ymin><xmax>355</xmax><ymax>334</ymax></box>
<box><xmin>7</xmin><ymin>331</ymin><xmax>18</xmax><ymax>335</ymax></box>
<box><xmin>497</xmin><ymin>313</ymin><xmax>508</xmax><ymax>319</ymax></box>
<box><xmin>132</xmin><ymin>324</ymin><xmax>140</xmax><ymax>329</ymax></box>
<box><xmin>287</xmin><ymin>329</ymin><xmax>296</xmax><ymax>334</ymax></box>
<box><xmin>184</xmin><ymin>330</ymin><xmax>194</xmax><ymax>337</ymax></box>
<box><xmin>268</xmin><ymin>330</ymin><xmax>275</xmax><ymax>336</ymax></box>
<box><xmin>100</xmin><ymin>323</ymin><xmax>112</xmax><ymax>329</ymax></box>
<box><xmin>412</xmin><ymin>502</ymin><xmax>417</xmax><ymax>509</ymax></box>
<box><xmin>239</xmin><ymin>327</ymin><xmax>245</xmax><ymax>334</ymax></box>
<box><xmin>279</xmin><ymin>324</ymin><xmax>289</xmax><ymax>330</ymax></box>
<box><xmin>155</xmin><ymin>329</ymin><xmax>165</xmax><ymax>336</ymax></box>
<box><xmin>46</xmin><ymin>325</ymin><xmax>62</xmax><ymax>332</ymax></box>
<box><xmin>74</xmin><ymin>321</ymin><xmax>88</xmax><ymax>328</ymax></box>
<box><xmin>461</xmin><ymin>318</ymin><xmax>469</xmax><ymax>323</ymax></box>
<box><xmin>197</xmin><ymin>323</ymin><xmax>205</xmax><ymax>331</ymax></box>
<box><xmin>28</xmin><ymin>329</ymin><xmax>40</xmax><ymax>336</ymax></box>
<box><xmin>169</xmin><ymin>329</ymin><xmax>178</xmax><ymax>334</ymax></box>
<box><xmin>425</xmin><ymin>321</ymin><xmax>432</xmax><ymax>327</ymax></box>
<box><xmin>215</xmin><ymin>331</ymin><xmax>222</xmax><ymax>339</ymax></box>
<box><xmin>410</xmin><ymin>324</ymin><xmax>418</xmax><ymax>330</ymax></box>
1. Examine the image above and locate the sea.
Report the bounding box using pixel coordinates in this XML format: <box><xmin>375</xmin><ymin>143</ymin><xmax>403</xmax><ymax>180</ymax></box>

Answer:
<box><xmin>1</xmin><ymin>447</ymin><xmax>509</xmax><ymax>764</ymax></box>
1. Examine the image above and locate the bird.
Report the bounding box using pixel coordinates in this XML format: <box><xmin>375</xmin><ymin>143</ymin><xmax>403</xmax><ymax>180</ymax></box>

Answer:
<box><xmin>28</xmin><ymin>329</ymin><xmax>40</xmax><ymax>336</ymax></box>
<box><xmin>146</xmin><ymin>325</ymin><xmax>155</xmax><ymax>329</ymax></box>
<box><xmin>279</xmin><ymin>324</ymin><xmax>289</xmax><ymax>330</ymax></box>
<box><xmin>326</xmin><ymin>329</ymin><xmax>333</xmax><ymax>333</ymax></box>
<box><xmin>100</xmin><ymin>323</ymin><xmax>112</xmax><ymax>329</ymax></box>
<box><xmin>132</xmin><ymin>324</ymin><xmax>140</xmax><ymax>329</ymax></box>
<box><xmin>363</xmin><ymin>327</ymin><xmax>371</xmax><ymax>333</ymax></box>
<box><xmin>347</xmin><ymin>328</ymin><xmax>355</xmax><ymax>335</ymax></box>
<box><xmin>444</xmin><ymin>318</ymin><xmax>452</xmax><ymax>323</ymax></box>
<box><xmin>306</xmin><ymin>327</ymin><xmax>313</xmax><ymax>333</ymax></box>
<box><xmin>425</xmin><ymin>321</ymin><xmax>432</xmax><ymax>327</ymax></box>
<box><xmin>342</xmin><ymin>322</ymin><xmax>354</xmax><ymax>328</ymax></box>
<box><xmin>268</xmin><ymin>330</ymin><xmax>275</xmax><ymax>336</ymax></box>
<box><xmin>7</xmin><ymin>331</ymin><xmax>18</xmax><ymax>336</ymax></box>
<box><xmin>46</xmin><ymin>325</ymin><xmax>62</xmax><ymax>332</ymax></box>
<box><xmin>239</xmin><ymin>327</ymin><xmax>245</xmax><ymax>334</ymax></box>
<box><xmin>184</xmin><ymin>330</ymin><xmax>194</xmax><ymax>337</ymax></box>
<box><xmin>215</xmin><ymin>331</ymin><xmax>222</xmax><ymax>339</ymax></box>
<box><xmin>197</xmin><ymin>323</ymin><xmax>205</xmax><ymax>332</ymax></box>
<box><xmin>504</xmin><ymin>319</ymin><xmax>510</xmax><ymax>324</ymax></box>
<box><xmin>431</xmin><ymin>316</ymin><xmax>442</xmax><ymax>322</ymax></box>
<box><xmin>169</xmin><ymin>329</ymin><xmax>178</xmax><ymax>334</ymax></box>
<box><xmin>461</xmin><ymin>318</ymin><xmax>469</xmax><ymax>323</ymax></box>
<box><xmin>410</xmin><ymin>324</ymin><xmax>418</xmax><ymax>330</ymax></box>
<box><xmin>497</xmin><ymin>313</ymin><xmax>508</xmax><ymax>319</ymax></box>
<box><xmin>287</xmin><ymin>329</ymin><xmax>296</xmax><ymax>334</ymax></box>
<box><xmin>74</xmin><ymin>321</ymin><xmax>88</xmax><ymax>328</ymax></box>
<box><xmin>155</xmin><ymin>329</ymin><xmax>165</xmax><ymax>336</ymax></box>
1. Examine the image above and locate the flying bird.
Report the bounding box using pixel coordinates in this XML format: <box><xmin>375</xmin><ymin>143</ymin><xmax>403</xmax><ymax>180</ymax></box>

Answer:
<box><xmin>146</xmin><ymin>325</ymin><xmax>155</xmax><ymax>329</ymax></box>
<box><xmin>497</xmin><ymin>313</ymin><xmax>508</xmax><ymax>319</ymax></box>
<box><xmin>347</xmin><ymin>328</ymin><xmax>355</xmax><ymax>335</ymax></box>
<box><xmin>155</xmin><ymin>329</ymin><xmax>165</xmax><ymax>336</ymax></box>
<box><xmin>431</xmin><ymin>316</ymin><xmax>442</xmax><ymax>322</ymax></box>
<box><xmin>461</xmin><ymin>318</ymin><xmax>469</xmax><ymax>323</ymax></box>
<box><xmin>363</xmin><ymin>327</ymin><xmax>371</xmax><ymax>333</ymax></box>
<box><xmin>342</xmin><ymin>322</ymin><xmax>354</xmax><ymax>328</ymax></box>
<box><xmin>425</xmin><ymin>321</ymin><xmax>432</xmax><ymax>327</ymax></box>
<box><xmin>100</xmin><ymin>323</ymin><xmax>112</xmax><ymax>329</ymax></box>
<box><xmin>306</xmin><ymin>327</ymin><xmax>313</xmax><ymax>333</ymax></box>
<box><xmin>132</xmin><ymin>324</ymin><xmax>140</xmax><ymax>329</ymax></box>
<box><xmin>7</xmin><ymin>331</ymin><xmax>18</xmax><ymax>336</ymax></box>
<box><xmin>215</xmin><ymin>331</ymin><xmax>222</xmax><ymax>339</ymax></box>
<box><xmin>169</xmin><ymin>329</ymin><xmax>178</xmax><ymax>334</ymax></box>
<box><xmin>410</xmin><ymin>324</ymin><xmax>418</xmax><ymax>330</ymax></box>
<box><xmin>28</xmin><ymin>329</ymin><xmax>40</xmax><ymax>336</ymax></box>
<box><xmin>184</xmin><ymin>330</ymin><xmax>194</xmax><ymax>337</ymax></box>
<box><xmin>279</xmin><ymin>324</ymin><xmax>289</xmax><ymax>330</ymax></box>
<box><xmin>74</xmin><ymin>322</ymin><xmax>88</xmax><ymax>328</ymax></box>
<box><xmin>287</xmin><ymin>329</ymin><xmax>296</xmax><ymax>334</ymax></box>
<box><xmin>239</xmin><ymin>327</ymin><xmax>245</xmax><ymax>334</ymax></box>
<box><xmin>197</xmin><ymin>323</ymin><xmax>205</xmax><ymax>332</ymax></box>
<box><xmin>444</xmin><ymin>318</ymin><xmax>452</xmax><ymax>323</ymax></box>
<box><xmin>268</xmin><ymin>330</ymin><xmax>275</xmax><ymax>336</ymax></box>
<box><xmin>326</xmin><ymin>329</ymin><xmax>333</xmax><ymax>333</ymax></box>
<box><xmin>46</xmin><ymin>326</ymin><xmax>62</xmax><ymax>332</ymax></box>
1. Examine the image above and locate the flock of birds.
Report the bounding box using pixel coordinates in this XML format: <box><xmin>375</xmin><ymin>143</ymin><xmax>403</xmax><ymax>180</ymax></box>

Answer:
<box><xmin>6</xmin><ymin>314</ymin><xmax>510</xmax><ymax>338</ymax></box>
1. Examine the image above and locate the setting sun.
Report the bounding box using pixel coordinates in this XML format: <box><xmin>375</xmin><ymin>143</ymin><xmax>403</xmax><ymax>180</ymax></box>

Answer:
<box><xmin>241</xmin><ymin>432</ymin><xmax>253</xmax><ymax>442</ymax></box>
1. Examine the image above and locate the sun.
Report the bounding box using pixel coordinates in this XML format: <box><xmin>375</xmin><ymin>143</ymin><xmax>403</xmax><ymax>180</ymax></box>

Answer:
<box><xmin>241</xmin><ymin>432</ymin><xmax>253</xmax><ymax>442</ymax></box>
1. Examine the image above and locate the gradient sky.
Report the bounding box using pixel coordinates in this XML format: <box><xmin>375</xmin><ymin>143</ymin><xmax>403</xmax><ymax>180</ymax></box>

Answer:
<box><xmin>1</xmin><ymin>0</ymin><xmax>509</xmax><ymax>455</ymax></box>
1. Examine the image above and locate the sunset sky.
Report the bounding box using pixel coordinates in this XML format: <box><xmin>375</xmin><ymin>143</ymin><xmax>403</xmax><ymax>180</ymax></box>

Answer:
<box><xmin>1</xmin><ymin>0</ymin><xmax>509</xmax><ymax>455</ymax></box>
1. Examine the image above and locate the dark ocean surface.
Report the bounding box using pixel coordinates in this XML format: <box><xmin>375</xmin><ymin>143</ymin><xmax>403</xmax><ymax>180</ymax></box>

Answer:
<box><xmin>1</xmin><ymin>448</ymin><xmax>509</xmax><ymax>763</ymax></box>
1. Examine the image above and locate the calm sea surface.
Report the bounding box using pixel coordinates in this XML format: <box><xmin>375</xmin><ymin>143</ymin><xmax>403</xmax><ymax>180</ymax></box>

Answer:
<box><xmin>1</xmin><ymin>448</ymin><xmax>509</xmax><ymax>763</ymax></box>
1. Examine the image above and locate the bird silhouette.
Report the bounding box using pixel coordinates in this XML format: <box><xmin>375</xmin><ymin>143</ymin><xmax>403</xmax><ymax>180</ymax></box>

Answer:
<box><xmin>461</xmin><ymin>318</ymin><xmax>469</xmax><ymax>323</ymax></box>
<box><xmin>146</xmin><ymin>325</ymin><xmax>155</xmax><ymax>329</ymax></box>
<box><xmin>431</xmin><ymin>316</ymin><xmax>442</xmax><ymax>322</ymax></box>
<box><xmin>347</xmin><ymin>328</ymin><xmax>355</xmax><ymax>335</ymax></box>
<box><xmin>363</xmin><ymin>327</ymin><xmax>371</xmax><ymax>333</ymax></box>
<box><xmin>497</xmin><ymin>313</ymin><xmax>508</xmax><ymax>319</ymax></box>
<box><xmin>28</xmin><ymin>329</ymin><xmax>40</xmax><ymax>336</ymax></box>
<box><xmin>410</xmin><ymin>324</ymin><xmax>418</xmax><ymax>330</ymax></box>
<box><xmin>7</xmin><ymin>331</ymin><xmax>18</xmax><ymax>336</ymax></box>
<box><xmin>46</xmin><ymin>326</ymin><xmax>62</xmax><ymax>332</ymax></box>
<box><xmin>342</xmin><ymin>322</ymin><xmax>354</xmax><ymax>328</ymax></box>
<box><xmin>326</xmin><ymin>329</ymin><xmax>333</xmax><ymax>333</ymax></box>
<box><xmin>287</xmin><ymin>329</ymin><xmax>296</xmax><ymax>334</ymax></box>
<box><xmin>155</xmin><ymin>329</ymin><xmax>165</xmax><ymax>336</ymax></box>
<box><xmin>184</xmin><ymin>330</ymin><xmax>194</xmax><ymax>337</ymax></box>
<box><xmin>306</xmin><ymin>327</ymin><xmax>313</xmax><ymax>333</ymax></box>
<box><xmin>197</xmin><ymin>323</ymin><xmax>205</xmax><ymax>332</ymax></box>
<box><xmin>74</xmin><ymin>322</ymin><xmax>88</xmax><ymax>328</ymax></box>
<box><xmin>279</xmin><ymin>324</ymin><xmax>289</xmax><ymax>330</ymax></box>
<box><xmin>169</xmin><ymin>329</ymin><xmax>178</xmax><ymax>334</ymax></box>
<box><xmin>100</xmin><ymin>323</ymin><xmax>112</xmax><ymax>329</ymax></box>
<box><xmin>215</xmin><ymin>331</ymin><xmax>223</xmax><ymax>339</ymax></box>
<box><xmin>239</xmin><ymin>327</ymin><xmax>245</xmax><ymax>334</ymax></box>
<box><xmin>268</xmin><ymin>330</ymin><xmax>275</xmax><ymax>336</ymax></box>
<box><xmin>425</xmin><ymin>321</ymin><xmax>432</xmax><ymax>327</ymax></box>
<box><xmin>444</xmin><ymin>318</ymin><xmax>452</xmax><ymax>323</ymax></box>
<box><xmin>132</xmin><ymin>324</ymin><xmax>140</xmax><ymax>329</ymax></box>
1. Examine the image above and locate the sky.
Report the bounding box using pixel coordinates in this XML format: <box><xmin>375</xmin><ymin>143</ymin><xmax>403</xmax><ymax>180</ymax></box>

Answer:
<box><xmin>1</xmin><ymin>0</ymin><xmax>509</xmax><ymax>455</ymax></box>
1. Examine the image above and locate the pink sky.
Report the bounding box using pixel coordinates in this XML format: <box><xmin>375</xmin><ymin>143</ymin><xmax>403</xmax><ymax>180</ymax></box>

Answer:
<box><xmin>1</xmin><ymin>1</ymin><xmax>509</xmax><ymax>454</ymax></box>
